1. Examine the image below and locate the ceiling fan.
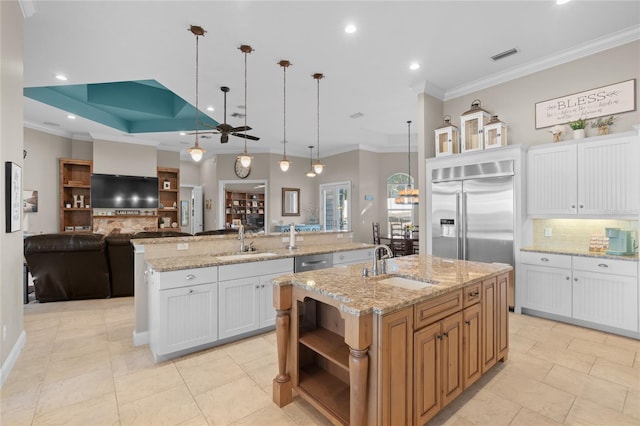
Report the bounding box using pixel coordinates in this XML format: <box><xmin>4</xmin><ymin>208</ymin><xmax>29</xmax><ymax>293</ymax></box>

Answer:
<box><xmin>198</xmin><ymin>86</ymin><xmax>260</xmax><ymax>143</ymax></box>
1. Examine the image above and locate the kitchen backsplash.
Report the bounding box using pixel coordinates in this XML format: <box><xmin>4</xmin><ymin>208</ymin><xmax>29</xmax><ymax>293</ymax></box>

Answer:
<box><xmin>532</xmin><ymin>219</ymin><xmax>638</xmax><ymax>252</ymax></box>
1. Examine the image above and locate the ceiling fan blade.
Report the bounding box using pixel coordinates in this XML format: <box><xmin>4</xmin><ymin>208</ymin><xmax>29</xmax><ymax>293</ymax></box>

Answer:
<box><xmin>231</xmin><ymin>133</ymin><xmax>260</xmax><ymax>141</ymax></box>
<box><xmin>187</xmin><ymin>131</ymin><xmax>219</xmax><ymax>135</ymax></box>
<box><xmin>200</xmin><ymin>122</ymin><xmax>217</xmax><ymax>129</ymax></box>
<box><xmin>230</xmin><ymin>125</ymin><xmax>252</xmax><ymax>132</ymax></box>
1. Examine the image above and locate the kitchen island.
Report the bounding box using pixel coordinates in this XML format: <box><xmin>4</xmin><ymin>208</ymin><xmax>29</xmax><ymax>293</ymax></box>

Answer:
<box><xmin>271</xmin><ymin>254</ymin><xmax>512</xmax><ymax>426</ymax></box>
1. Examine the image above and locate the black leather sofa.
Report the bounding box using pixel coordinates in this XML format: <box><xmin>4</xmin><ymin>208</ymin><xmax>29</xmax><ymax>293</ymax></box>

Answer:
<box><xmin>25</xmin><ymin>231</ymin><xmax>191</xmax><ymax>302</ymax></box>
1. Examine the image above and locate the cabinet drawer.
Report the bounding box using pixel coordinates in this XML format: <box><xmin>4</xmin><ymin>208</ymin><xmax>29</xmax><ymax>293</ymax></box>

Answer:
<box><xmin>219</xmin><ymin>258</ymin><xmax>293</xmax><ymax>281</ymax></box>
<box><xmin>520</xmin><ymin>252</ymin><xmax>571</xmax><ymax>269</ymax></box>
<box><xmin>414</xmin><ymin>290</ymin><xmax>462</xmax><ymax>330</ymax></box>
<box><xmin>155</xmin><ymin>266</ymin><xmax>217</xmax><ymax>290</ymax></box>
<box><xmin>572</xmin><ymin>256</ymin><xmax>637</xmax><ymax>277</ymax></box>
<box><xmin>333</xmin><ymin>249</ymin><xmax>373</xmax><ymax>265</ymax></box>
<box><xmin>463</xmin><ymin>283</ymin><xmax>481</xmax><ymax>308</ymax></box>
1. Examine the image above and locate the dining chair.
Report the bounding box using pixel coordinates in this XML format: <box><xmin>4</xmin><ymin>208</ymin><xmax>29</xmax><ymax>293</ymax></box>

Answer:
<box><xmin>372</xmin><ymin>222</ymin><xmax>381</xmax><ymax>245</ymax></box>
<box><xmin>389</xmin><ymin>222</ymin><xmax>405</xmax><ymax>257</ymax></box>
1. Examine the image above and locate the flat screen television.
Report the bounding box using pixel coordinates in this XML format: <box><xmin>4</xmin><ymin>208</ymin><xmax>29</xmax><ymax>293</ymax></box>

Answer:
<box><xmin>91</xmin><ymin>174</ymin><xmax>159</xmax><ymax>208</ymax></box>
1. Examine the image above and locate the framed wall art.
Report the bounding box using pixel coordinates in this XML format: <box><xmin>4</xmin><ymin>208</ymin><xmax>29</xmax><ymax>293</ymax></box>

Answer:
<box><xmin>5</xmin><ymin>161</ymin><xmax>22</xmax><ymax>232</ymax></box>
<box><xmin>535</xmin><ymin>79</ymin><xmax>636</xmax><ymax>129</ymax></box>
<box><xmin>23</xmin><ymin>189</ymin><xmax>38</xmax><ymax>213</ymax></box>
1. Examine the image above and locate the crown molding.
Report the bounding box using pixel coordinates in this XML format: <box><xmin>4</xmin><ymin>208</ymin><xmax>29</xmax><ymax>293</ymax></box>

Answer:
<box><xmin>24</xmin><ymin>120</ymin><xmax>73</xmax><ymax>139</ymax></box>
<box><xmin>444</xmin><ymin>25</ymin><xmax>640</xmax><ymax>101</ymax></box>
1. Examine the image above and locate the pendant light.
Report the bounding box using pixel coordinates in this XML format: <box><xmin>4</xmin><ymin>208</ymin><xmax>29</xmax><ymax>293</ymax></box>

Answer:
<box><xmin>394</xmin><ymin>120</ymin><xmax>419</xmax><ymax>205</ymax></box>
<box><xmin>237</xmin><ymin>44</ymin><xmax>254</xmax><ymax>168</ymax></box>
<box><xmin>278</xmin><ymin>60</ymin><xmax>292</xmax><ymax>172</ymax></box>
<box><xmin>306</xmin><ymin>145</ymin><xmax>316</xmax><ymax>177</ymax></box>
<box><xmin>312</xmin><ymin>73</ymin><xmax>325</xmax><ymax>174</ymax></box>
<box><xmin>187</xmin><ymin>25</ymin><xmax>206</xmax><ymax>162</ymax></box>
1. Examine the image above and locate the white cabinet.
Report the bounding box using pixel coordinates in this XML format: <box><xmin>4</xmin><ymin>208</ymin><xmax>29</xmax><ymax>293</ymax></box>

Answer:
<box><xmin>520</xmin><ymin>252</ymin><xmax>639</xmax><ymax>334</ymax></box>
<box><xmin>333</xmin><ymin>248</ymin><xmax>374</xmax><ymax>266</ymax></box>
<box><xmin>148</xmin><ymin>266</ymin><xmax>218</xmax><ymax>361</ymax></box>
<box><xmin>218</xmin><ymin>258</ymin><xmax>293</xmax><ymax>339</ymax></box>
<box><xmin>527</xmin><ymin>134</ymin><xmax>639</xmax><ymax>216</ymax></box>
<box><xmin>520</xmin><ymin>252</ymin><xmax>572</xmax><ymax>317</ymax></box>
<box><xmin>572</xmin><ymin>257</ymin><xmax>638</xmax><ymax>331</ymax></box>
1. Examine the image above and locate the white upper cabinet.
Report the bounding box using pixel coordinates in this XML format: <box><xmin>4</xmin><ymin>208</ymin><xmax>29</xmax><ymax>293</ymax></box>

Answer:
<box><xmin>527</xmin><ymin>133</ymin><xmax>639</xmax><ymax>216</ymax></box>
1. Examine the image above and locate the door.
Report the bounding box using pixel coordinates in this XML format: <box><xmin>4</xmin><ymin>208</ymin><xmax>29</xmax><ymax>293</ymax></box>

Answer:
<box><xmin>218</xmin><ymin>277</ymin><xmax>259</xmax><ymax>339</ymax></box>
<box><xmin>527</xmin><ymin>144</ymin><xmax>577</xmax><ymax>215</ymax></box>
<box><xmin>191</xmin><ymin>186</ymin><xmax>203</xmax><ymax>234</ymax></box>
<box><xmin>463</xmin><ymin>176</ymin><xmax>514</xmax><ymax>265</ymax></box>
<box><xmin>431</xmin><ymin>180</ymin><xmax>462</xmax><ymax>260</ymax></box>
<box><xmin>414</xmin><ymin>322</ymin><xmax>441</xmax><ymax>425</ymax></box>
<box><xmin>320</xmin><ymin>182</ymin><xmax>350</xmax><ymax>231</ymax></box>
<box><xmin>521</xmin><ymin>264</ymin><xmax>572</xmax><ymax>317</ymax></box>
<box><xmin>462</xmin><ymin>303</ymin><xmax>481</xmax><ymax>389</ymax></box>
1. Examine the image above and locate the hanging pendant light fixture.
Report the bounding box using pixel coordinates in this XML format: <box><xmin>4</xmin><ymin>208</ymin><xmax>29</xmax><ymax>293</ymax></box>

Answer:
<box><xmin>312</xmin><ymin>73</ymin><xmax>325</xmax><ymax>174</ymax></box>
<box><xmin>278</xmin><ymin>60</ymin><xmax>292</xmax><ymax>172</ymax></box>
<box><xmin>306</xmin><ymin>145</ymin><xmax>316</xmax><ymax>177</ymax></box>
<box><xmin>394</xmin><ymin>120</ymin><xmax>419</xmax><ymax>205</ymax></box>
<box><xmin>237</xmin><ymin>44</ymin><xmax>254</xmax><ymax>168</ymax></box>
<box><xmin>187</xmin><ymin>25</ymin><xmax>206</xmax><ymax>162</ymax></box>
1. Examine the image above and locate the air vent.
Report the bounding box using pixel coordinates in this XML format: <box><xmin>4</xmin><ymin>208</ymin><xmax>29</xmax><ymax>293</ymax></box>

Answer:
<box><xmin>491</xmin><ymin>48</ymin><xmax>519</xmax><ymax>61</ymax></box>
<box><xmin>349</xmin><ymin>112</ymin><xmax>364</xmax><ymax>119</ymax></box>
<box><xmin>43</xmin><ymin>121</ymin><xmax>60</xmax><ymax>127</ymax></box>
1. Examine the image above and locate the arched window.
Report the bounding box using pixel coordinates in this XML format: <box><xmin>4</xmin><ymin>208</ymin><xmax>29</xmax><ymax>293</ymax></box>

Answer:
<box><xmin>386</xmin><ymin>173</ymin><xmax>414</xmax><ymax>234</ymax></box>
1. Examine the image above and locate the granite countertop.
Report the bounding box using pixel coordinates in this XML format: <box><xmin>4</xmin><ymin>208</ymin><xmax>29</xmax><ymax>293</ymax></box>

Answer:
<box><xmin>271</xmin><ymin>254</ymin><xmax>512</xmax><ymax>316</ymax></box>
<box><xmin>145</xmin><ymin>242</ymin><xmax>376</xmax><ymax>271</ymax></box>
<box><xmin>520</xmin><ymin>247</ymin><xmax>638</xmax><ymax>262</ymax></box>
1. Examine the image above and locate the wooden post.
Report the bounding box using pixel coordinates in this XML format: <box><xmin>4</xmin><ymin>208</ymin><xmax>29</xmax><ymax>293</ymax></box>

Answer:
<box><xmin>343</xmin><ymin>312</ymin><xmax>373</xmax><ymax>426</ymax></box>
<box><xmin>272</xmin><ymin>285</ymin><xmax>292</xmax><ymax>406</ymax></box>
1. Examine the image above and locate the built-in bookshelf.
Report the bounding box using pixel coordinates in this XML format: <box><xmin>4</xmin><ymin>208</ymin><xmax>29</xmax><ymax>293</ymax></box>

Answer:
<box><xmin>224</xmin><ymin>191</ymin><xmax>265</xmax><ymax>228</ymax></box>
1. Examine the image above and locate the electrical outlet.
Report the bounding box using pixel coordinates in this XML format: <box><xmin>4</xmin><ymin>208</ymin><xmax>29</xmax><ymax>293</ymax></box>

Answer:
<box><xmin>177</xmin><ymin>243</ymin><xmax>189</xmax><ymax>250</ymax></box>
<box><xmin>282</xmin><ymin>237</ymin><xmax>289</xmax><ymax>243</ymax></box>
<box><xmin>337</xmin><ymin>233</ymin><xmax>344</xmax><ymax>239</ymax></box>
<box><xmin>544</xmin><ymin>228</ymin><xmax>553</xmax><ymax>237</ymax></box>
<box><xmin>2</xmin><ymin>325</ymin><xmax>6</xmax><ymax>341</ymax></box>
<box><xmin>296</xmin><ymin>236</ymin><xmax>304</xmax><ymax>242</ymax></box>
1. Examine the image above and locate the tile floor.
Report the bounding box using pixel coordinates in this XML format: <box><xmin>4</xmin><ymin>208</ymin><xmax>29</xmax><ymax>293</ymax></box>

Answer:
<box><xmin>1</xmin><ymin>297</ymin><xmax>638</xmax><ymax>425</ymax></box>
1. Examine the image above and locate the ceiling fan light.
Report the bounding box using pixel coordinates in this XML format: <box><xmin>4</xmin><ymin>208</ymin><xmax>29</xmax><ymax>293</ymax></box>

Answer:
<box><xmin>188</xmin><ymin>145</ymin><xmax>205</xmax><ymax>162</ymax></box>
<box><xmin>239</xmin><ymin>154</ymin><xmax>252</xmax><ymax>168</ymax></box>
<box><xmin>313</xmin><ymin>162</ymin><xmax>324</xmax><ymax>174</ymax></box>
<box><xmin>279</xmin><ymin>159</ymin><xmax>291</xmax><ymax>172</ymax></box>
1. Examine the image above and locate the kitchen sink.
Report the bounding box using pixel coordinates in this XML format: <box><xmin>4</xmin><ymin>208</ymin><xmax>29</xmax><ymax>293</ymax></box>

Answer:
<box><xmin>216</xmin><ymin>252</ymin><xmax>278</xmax><ymax>261</ymax></box>
<box><xmin>379</xmin><ymin>276</ymin><xmax>435</xmax><ymax>290</ymax></box>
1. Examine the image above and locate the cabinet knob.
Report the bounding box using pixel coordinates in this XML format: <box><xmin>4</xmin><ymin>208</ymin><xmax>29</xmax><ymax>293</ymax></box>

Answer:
<box><xmin>579</xmin><ymin>205</ymin><xmax>584</xmax><ymax>209</ymax></box>
<box><xmin>339</xmin><ymin>255</ymin><xmax>344</xmax><ymax>260</ymax></box>
<box><xmin>566</xmin><ymin>276</ymin><xmax>570</xmax><ymax>280</ymax></box>
<box><xmin>185</xmin><ymin>274</ymin><xmax>195</xmax><ymax>280</ymax></box>
<box><xmin>597</xmin><ymin>263</ymin><xmax>609</xmax><ymax>268</ymax></box>
<box><xmin>468</xmin><ymin>290</ymin><xmax>479</xmax><ymax>297</ymax></box>
<box><xmin>541</xmin><ymin>257</ymin><xmax>549</xmax><ymax>262</ymax></box>
<box><xmin>574</xmin><ymin>277</ymin><xmax>579</xmax><ymax>282</ymax></box>
<box><xmin>436</xmin><ymin>335</ymin><xmax>442</xmax><ymax>340</ymax></box>
<box><xmin>256</xmin><ymin>285</ymin><xmax>260</xmax><ymax>289</ymax></box>
<box><xmin>188</xmin><ymin>289</ymin><xmax>194</xmax><ymax>294</ymax></box>
<box><xmin>465</xmin><ymin>320</ymin><xmax>471</xmax><ymax>325</ymax></box>
<box><xmin>443</xmin><ymin>331</ymin><xmax>449</xmax><ymax>338</ymax></box>
<box><xmin>571</xmin><ymin>205</ymin><xmax>576</xmax><ymax>209</ymax></box>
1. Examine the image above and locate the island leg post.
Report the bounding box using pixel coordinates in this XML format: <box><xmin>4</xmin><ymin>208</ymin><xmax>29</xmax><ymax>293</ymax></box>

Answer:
<box><xmin>344</xmin><ymin>313</ymin><xmax>373</xmax><ymax>426</ymax></box>
<box><xmin>272</xmin><ymin>285</ymin><xmax>292</xmax><ymax>407</ymax></box>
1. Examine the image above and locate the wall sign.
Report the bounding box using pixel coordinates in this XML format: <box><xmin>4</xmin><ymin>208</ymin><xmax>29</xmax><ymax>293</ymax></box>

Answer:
<box><xmin>535</xmin><ymin>79</ymin><xmax>636</xmax><ymax>129</ymax></box>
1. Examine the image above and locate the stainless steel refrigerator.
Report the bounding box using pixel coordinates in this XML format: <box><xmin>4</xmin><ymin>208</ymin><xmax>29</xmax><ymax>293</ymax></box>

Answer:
<box><xmin>431</xmin><ymin>160</ymin><xmax>514</xmax><ymax>266</ymax></box>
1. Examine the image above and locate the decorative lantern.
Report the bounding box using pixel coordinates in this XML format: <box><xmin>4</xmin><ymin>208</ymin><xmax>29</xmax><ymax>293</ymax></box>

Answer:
<box><xmin>434</xmin><ymin>115</ymin><xmax>459</xmax><ymax>157</ymax></box>
<box><xmin>460</xmin><ymin>99</ymin><xmax>492</xmax><ymax>153</ymax></box>
<box><xmin>483</xmin><ymin>115</ymin><xmax>507</xmax><ymax>149</ymax></box>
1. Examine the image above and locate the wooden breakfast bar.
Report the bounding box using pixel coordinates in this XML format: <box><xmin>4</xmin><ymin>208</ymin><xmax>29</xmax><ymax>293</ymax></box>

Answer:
<box><xmin>271</xmin><ymin>254</ymin><xmax>512</xmax><ymax>425</ymax></box>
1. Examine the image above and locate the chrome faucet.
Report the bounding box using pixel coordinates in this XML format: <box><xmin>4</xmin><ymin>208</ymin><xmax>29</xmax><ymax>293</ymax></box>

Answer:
<box><xmin>237</xmin><ymin>224</ymin><xmax>245</xmax><ymax>252</ymax></box>
<box><xmin>372</xmin><ymin>244</ymin><xmax>392</xmax><ymax>276</ymax></box>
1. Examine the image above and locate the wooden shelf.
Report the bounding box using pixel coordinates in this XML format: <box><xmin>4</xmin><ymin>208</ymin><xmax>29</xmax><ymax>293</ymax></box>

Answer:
<box><xmin>60</xmin><ymin>158</ymin><xmax>93</xmax><ymax>232</ymax></box>
<box><xmin>299</xmin><ymin>365</ymin><xmax>350</xmax><ymax>425</ymax></box>
<box><xmin>157</xmin><ymin>167</ymin><xmax>180</xmax><ymax>227</ymax></box>
<box><xmin>299</xmin><ymin>328</ymin><xmax>349</xmax><ymax>372</ymax></box>
<box><xmin>63</xmin><ymin>184</ymin><xmax>91</xmax><ymax>189</ymax></box>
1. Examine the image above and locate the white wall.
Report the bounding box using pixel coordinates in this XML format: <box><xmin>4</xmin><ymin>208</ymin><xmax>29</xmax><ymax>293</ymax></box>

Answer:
<box><xmin>93</xmin><ymin>140</ymin><xmax>157</xmax><ymax>176</ymax></box>
<box><xmin>1</xmin><ymin>0</ymin><xmax>25</xmax><ymax>384</ymax></box>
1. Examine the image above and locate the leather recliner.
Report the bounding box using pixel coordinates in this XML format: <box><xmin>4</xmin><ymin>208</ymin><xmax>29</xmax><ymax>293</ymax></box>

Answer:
<box><xmin>105</xmin><ymin>233</ymin><xmax>135</xmax><ymax>297</ymax></box>
<box><xmin>24</xmin><ymin>233</ymin><xmax>111</xmax><ymax>302</ymax></box>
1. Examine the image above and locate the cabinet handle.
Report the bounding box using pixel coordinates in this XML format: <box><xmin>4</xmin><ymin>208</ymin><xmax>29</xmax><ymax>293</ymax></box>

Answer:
<box><xmin>571</xmin><ymin>205</ymin><xmax>576</xmax><ymax>209</ymax></box>
<box><xmin>566</xmin><ymin>276</ymin><xmax>570</xmax><ymax>280</ymax></box>
<box><xmin>540</xmin><ymin>257</ymin><xmax>549</xmax><ymax>262</ymax></box>
<box><xmin>436</xmin><ymin>334</ymin><xmax>442</xmax><ymax>340</ymax></box>
<box><xmin>256</xmin><ymin>285</ymin><xmax>260</xmax><ymax>289</ymax></box>
<box><xmin>185</xmin><ymin>274</ymin><xmax>196</xmax><ymax>280</ymax></box>
<box><xmin>465</xmin><ymin>320</ymin><xmax>471</xmax><ymax>325</ymax></box>
<box><xmin>468</xmin><ymin>290</ymin><xmax>479</xmax><ymax>297</ymax></box>
<box><xmin>443</xmin><ymin>331</ymin><xmax>449</xmax><ymax>337</ymax></box>
<box><xmin>579</xmin><ymin>205</ymin><xmax>584</xmax><ymax>209</ymax></box>
<box><xmin>574</xmin><ymin>278</ymin><xmax>578</xmax><ymax>282</ymax></box>
<box><xmin>188</xmin><ymin>289</ymin><xmax>194</xmax><ymax>294</ymax></box>
<box><xmin>597</xmin><ymin>263</ymin><xmax>609</xmax><ymax>268</ymax></box>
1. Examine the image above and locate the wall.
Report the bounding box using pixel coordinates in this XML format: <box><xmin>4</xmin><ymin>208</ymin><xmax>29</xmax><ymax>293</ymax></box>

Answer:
<box><xmin>93</xmin><ymin>140</ymin><xmax>157</xmax><ymax>176</ymax></box>
<box><xmin>23</xmin><ymin>128</ymin><xmax>72</xmax><ymax>233</ymax></box>
<box><xmin>1</xmin><ymin>0</ymin><xmax>25</xmax><ymax>385</ymax></box>
<box><xmin>442</xmin><ymin>41</ymin><xmax>640</xmax><ymax>148</ymax></box>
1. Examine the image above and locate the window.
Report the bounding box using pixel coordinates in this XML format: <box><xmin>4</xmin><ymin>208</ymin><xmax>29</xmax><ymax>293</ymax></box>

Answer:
<box><xmin>387</xmin><ymin>173</ymin><xmax>414</xmax><ymax>233</ymax></box>
<box><xmin>320</xmin><ymin>181</ymin><xmax>350</xmax><ymax>231</ymax></box>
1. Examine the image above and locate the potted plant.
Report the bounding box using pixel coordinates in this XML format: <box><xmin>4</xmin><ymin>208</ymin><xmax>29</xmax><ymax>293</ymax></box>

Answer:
<box><xmin>569</xmin><ymin>118</ymin><xmax>587</xmax><ymax>139</ymax></box>
<box><xmin>590</xmin><ymin>116</ymin><xmax>615</xmax><ymax>136</ymax></box>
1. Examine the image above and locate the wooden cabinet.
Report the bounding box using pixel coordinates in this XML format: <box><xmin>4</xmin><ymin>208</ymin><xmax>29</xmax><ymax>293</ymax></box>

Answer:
<box><xmin>520</xmin><ymin>253</ymin><xmax>638</xmax><ymax>334</ymax></box>
<box><xmin>481</xmin><ymin>274</ymin><xmax>510</xmax><ymax>374</ymax></box>
<box><xmin>225</xmin><ymin>190</ymin><xmax>265</xmax><ymax>228</ymax></box>
<box><xmin>218</xmin><ymin>259</ymin><xmax>293</xmax><ymax>339</ymax></box>
<box><xmin>157</xmin><ymin>167</ymin><xmax>180</xmax><ymax>228</ymax></box>
<box><xmin>59</xmin><ymin>158</ymin><xmax>93</xmax><ymax>232</ymax></box>
<box><xmin>414</xmin><ymin>312</ymin><xmax>463</xmax><ymax>425</ymax></box>
<box><xmin>462</xmin><ymin>303</ymin><xmax>482</xmax><ymax>389</ymax></box>
<box><xmin>147</xmin><ymin>266</ymin><xmax>218</xmax><ymax>361</ymax></box>
<box><xmin>527</xmin><ymin>134</ymin><xmax>640</xmax><ymax>216</ymax></box>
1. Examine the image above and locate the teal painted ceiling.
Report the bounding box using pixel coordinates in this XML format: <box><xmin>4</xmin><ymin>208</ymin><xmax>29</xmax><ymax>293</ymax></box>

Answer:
<box><xmin>24</xmin><ymin>80</ymin><xmax>218</xmax><ymax>134</ymax></box>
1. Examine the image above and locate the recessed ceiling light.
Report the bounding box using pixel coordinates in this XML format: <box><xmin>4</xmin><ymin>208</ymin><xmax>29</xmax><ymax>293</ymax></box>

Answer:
<box><xmin>55</xmin><ymin>74</ymin><xmax>68</xmax><ymax>81</ymax></box>
<box><xmin>67</xmin><ymin>114</ymin><xmax>76</xmax><ymax>120</ymax></box>
<box><xmin>556</xmin><ymin>0</ymin><xmax>571</xmax><ymax>5</ymax></box>
<box><xmin>206</xmin><ymin>106</ymin><xmax>214</xmax><ymax>112</ymax></box>
<box><xmin>409</xmin><ymin>62</ymin><xmax>420</xmax><ymax>71</ymax></box>
<box><xmin>179</xmin><ymin>132</ymin><xmax>187</xmax><ymax>136</ymax></box>
<box><xmin>345</xmin><ymin>24</ymin><xmax>357</xmax><ymax>34</ymax></box>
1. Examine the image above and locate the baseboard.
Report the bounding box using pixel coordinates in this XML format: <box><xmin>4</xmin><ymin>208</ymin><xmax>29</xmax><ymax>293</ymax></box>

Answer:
<box><xmin>0</xmin><ymin>330</ymin><xmax>26</xmax><ymax>388</ymax></box>
<box><xmin>133</xmin><ymin>330</ymin><xmax>148</xmax><ymax>346</ymax></box>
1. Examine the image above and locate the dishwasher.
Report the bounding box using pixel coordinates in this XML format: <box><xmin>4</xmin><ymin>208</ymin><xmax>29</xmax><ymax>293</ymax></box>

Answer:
<box><xmin>294</xmin><ymin>253</ymin><xmax>333</xmax><ymax>272</ymax></box>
